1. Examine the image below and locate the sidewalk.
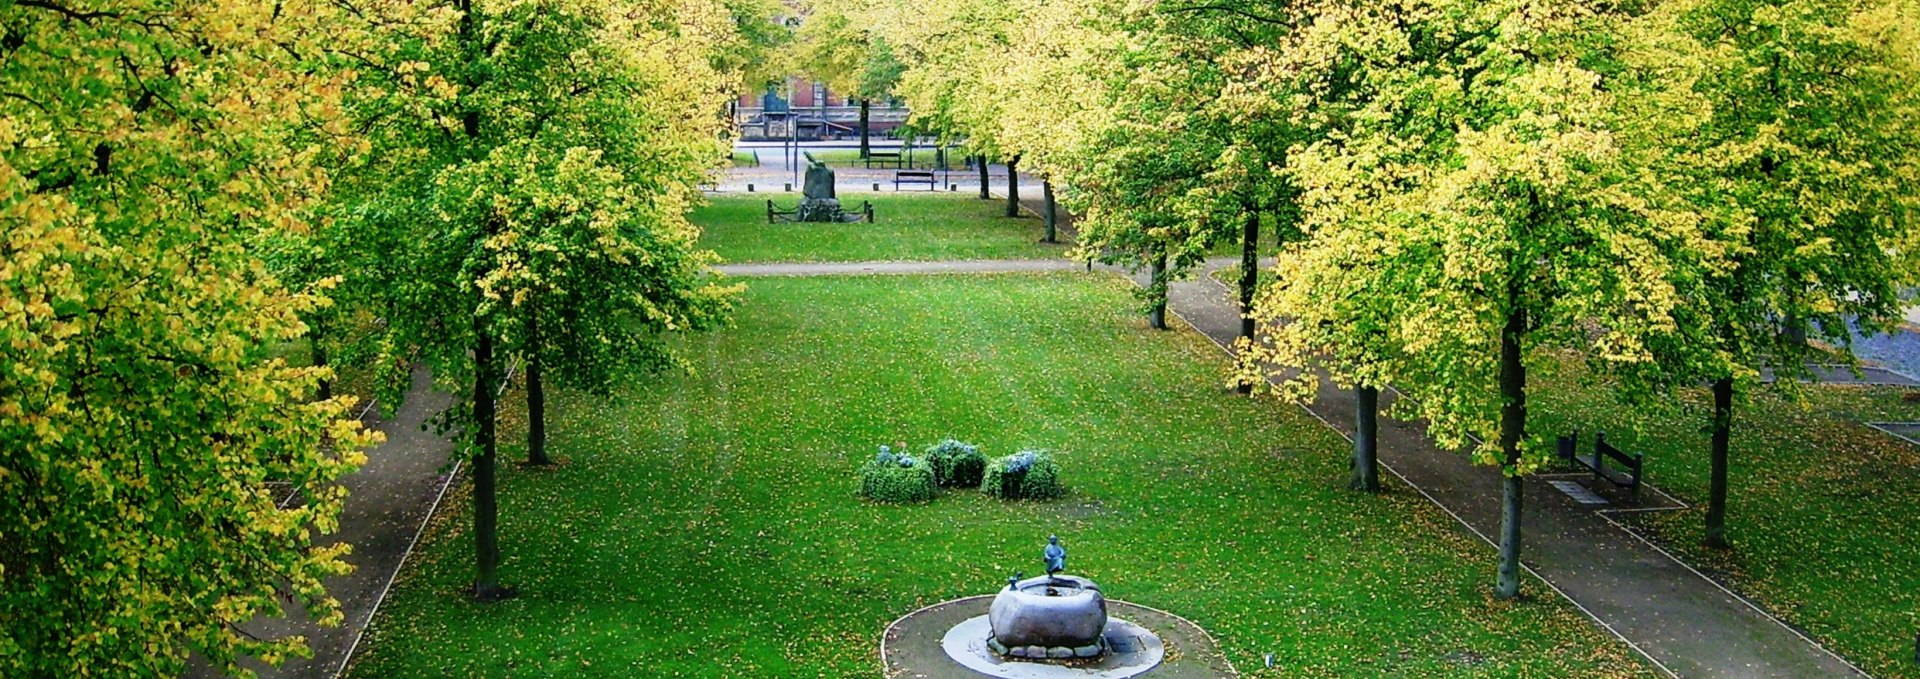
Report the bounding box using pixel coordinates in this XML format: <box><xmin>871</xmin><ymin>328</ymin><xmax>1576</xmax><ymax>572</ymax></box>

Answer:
<box><xmin>210</xmin><ymin>367</ymin><xmax>457</xmax><ymax>679</ymax></box>
<box><xmin>1154</xmin><ymin>260</ymin><xmax>1865</xmax><ymax>679</ymax></box>
<box><xmin>711</xmin><ymin>157</ymin><xmax>1049</xmax><ymax>196</ymax></box>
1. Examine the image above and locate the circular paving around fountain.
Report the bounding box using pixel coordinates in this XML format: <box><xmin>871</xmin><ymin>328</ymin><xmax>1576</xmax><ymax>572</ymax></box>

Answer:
<box><xmin>882</xmin><ymin>597</ymin><xmax>1236</xmax><ymax>678</ymax></box>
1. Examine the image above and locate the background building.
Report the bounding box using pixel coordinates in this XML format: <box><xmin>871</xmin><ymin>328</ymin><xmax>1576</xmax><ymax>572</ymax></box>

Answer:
<box><xmin>735</xmin><ymin>78</ymin><xmax>909</xmax><ymax>141</ymax></box>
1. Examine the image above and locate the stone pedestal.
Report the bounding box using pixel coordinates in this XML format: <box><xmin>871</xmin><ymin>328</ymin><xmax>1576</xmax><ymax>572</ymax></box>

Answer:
<box><xmin>797</xmin><ymin>197</ymin><xmax>843</xmax><ymax>222</ymax></box>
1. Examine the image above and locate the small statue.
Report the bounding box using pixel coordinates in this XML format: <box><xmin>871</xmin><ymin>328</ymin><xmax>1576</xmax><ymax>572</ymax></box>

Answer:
<box><xmin>1043</xmin><ymin>535</ymin><xmax>1066</xmax><ymax>575</ymax></box>
<box><xmin>1007</xmin><ymin>571</ymin><xmax>1023</xmax><ymax>591</ymax></box>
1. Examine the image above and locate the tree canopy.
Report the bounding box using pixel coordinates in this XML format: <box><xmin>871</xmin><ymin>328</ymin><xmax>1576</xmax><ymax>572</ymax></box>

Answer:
<box><xmin>0</xmin><ymin>2</ymin><xmax>379</xmax><ymax>675</ymax></box>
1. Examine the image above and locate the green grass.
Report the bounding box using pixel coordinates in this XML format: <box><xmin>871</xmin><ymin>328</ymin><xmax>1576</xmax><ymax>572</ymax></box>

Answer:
<box><xmin>729</xmin><ymin>150</ymin><xmax>760</xmax><ymax>168</ymax></box>
<box><xmin>1528</xmin><ymin>355</ymin><xmax>1920</xmax><ymax>678</ymax></box>
<box><xmin>695</xmin><ymin>193</ymin><xmax>1068</xmax><ymax>263</ymax></box>
<box><xmin>801</xmin><ymin>147</ymin><xmax>960</xmax><ymax>169</ymax></box>
<box><xmin>349</xmin><ymin>274</ymin><xmax>1653</xmax><ymax>678</ymax></box>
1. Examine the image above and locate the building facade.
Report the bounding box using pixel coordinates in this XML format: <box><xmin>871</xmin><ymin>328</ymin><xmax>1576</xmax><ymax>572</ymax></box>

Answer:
<box><xmin>734</xmin><ymin>78</ymin><xmax>910</xmax><ymax>141</ymax></box>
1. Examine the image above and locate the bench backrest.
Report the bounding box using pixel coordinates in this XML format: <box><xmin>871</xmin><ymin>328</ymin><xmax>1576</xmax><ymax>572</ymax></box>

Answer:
<box><xmin>1594</xmin><ymin>432</ymin><xmax>1644</xmax><ymax>470</ymax></box>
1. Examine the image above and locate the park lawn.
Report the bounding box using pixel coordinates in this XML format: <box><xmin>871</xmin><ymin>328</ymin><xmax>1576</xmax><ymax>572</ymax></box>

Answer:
<box><xmin>1527</xmin><ymin>355</ymin><xmax>1920</xmax><ymax>678</ymax></box>
<box><xmin>349</xmin><ymin>273</ymin><xmax>1653</xmax><ymax>678</ymax></box>
<box><xmin>694</xmin><ymin>192</ymin><xmax>1066</xmax><ymax>263</ymax></box>
<box><xmin>802</xmin><ymin>147</ymin><xmax>959</xmax><ymax>168</ymax></box>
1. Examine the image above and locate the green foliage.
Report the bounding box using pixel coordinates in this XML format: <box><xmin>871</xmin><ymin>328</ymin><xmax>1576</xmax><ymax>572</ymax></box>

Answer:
<box><xmin>982</xmin><ymin>450</ymin><xmax>1063</xmax><ymax>500</ymax></box>
<box><xmin>328</xmin><ymin>0</ymin><xmax>750</xmax><ymax>600</ymax></box>
<box><xmin>860</xmin><ymin>448</ymin><xmax>937</xmax><ymax>503</ymax></box>
<box><xmin>349</xmin><ymin>274</ymin><xmax>1652</xmax><ymax>677</ymax></box>
<box><xmin>1611</xmin><ymin>0</ymin><xmax>1920</xmax><ymax>391</ymax></box>
<box><xmin>1248</xmin><ymin>0</ymin><xmax>1694</xmax><ymax>469</ymax></box>
<box><xmin>1527</xmin><ymin>354</ymin><xmax>1920</xmax><ymax>676</ymax></box>
<box><xmin>791</xmin><ymin>0</ymin><xmax>905</xmax><ymax>101</ymax></box>
<box><xmin>0</xmin><ymin>2</ymin><xmax>380</xmax><ymax>676</ymax></box>
<box><xmin>341</xmin><ymin>0</ymin><xmax>744</xmax><ymax>399</ymax></box>
<box><xmin>924</xmin><ymin>439</ymin><xmax>986</xmax><ymax>487</ymax></box>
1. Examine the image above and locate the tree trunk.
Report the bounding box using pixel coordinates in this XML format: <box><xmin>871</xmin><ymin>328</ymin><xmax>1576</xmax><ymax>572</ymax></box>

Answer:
<box><xmin>1148</xmin><ymin>253</ymin><xmax>1169</xmax><ymax>330</ymax></box>
<box><xmin>1042</xmin><ymin>178</ymin><xmax>1058</xmax><ymax>243</ymax></box>
<box><xmin>858</xmin><ymin>99</ymin><xmax>871</xmax><ymax>159</ymax></box>
<box><xmin>1005</xmin><ymin>155</ymin><xmax>1021</xmax><ymax>218</ymax></box>
<box><xmin>1782</xmin><ymin>313</ymin><xmax>1808</xmax><ymax>351</ymax></box>
<box><xmin>1235</xmin><ymin>210</ymin><xmax>1261</xmax><ymax>394</ymax></box>
<box><xmin>311</xmin><ymin>325</ymin><xmax>331</xmax><ymax>403</ymax></box>
<box><xmin>1494</xmin><ymin>304</ymin><xmax>1528</xmax><ymax>600</ymax></box>
<box><xmin>977</xmin><ymin>155</ymin><xmax>990</xmax><ymax>200</ymax></box>
<box><xmin>1238</xmin><ymin>211</ymin><xmax>1260</xmax><ymax>341</ymax></box>
<box><xmin>1351</xmin><ymin>385</ymin><xmax>1381</xmax><ymax>492</ymax></box>
<box><xmin>526</xmin><ymin>313</ymin><xmax>550</xmax><ymax>466</ymax></box>
<box><xmin>471</xmin><ymin>323</ymin><xmax>507</xmax><ymax>600</ymax></box>
<box><xmin>1706</xmin><ymin>376</ymin><xmax>1734</xmax><ymax>549</ymax></box>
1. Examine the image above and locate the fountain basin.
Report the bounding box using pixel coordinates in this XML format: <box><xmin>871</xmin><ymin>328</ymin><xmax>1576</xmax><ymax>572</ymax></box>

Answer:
<box><xmin>988</xmin><ymin>574</ymin><xmax>1108</xmax><ymax>657</ymax></box>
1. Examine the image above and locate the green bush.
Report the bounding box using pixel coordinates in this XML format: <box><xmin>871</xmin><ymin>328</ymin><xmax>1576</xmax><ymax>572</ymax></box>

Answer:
<box><xmin>982</xmin><ymin>450</ymin><xmax>1063</xmax><ymax>500</ymax></box>
<box><xmin>860</xmin><ymin>447</ymin><xmax>936</xmax><ymax>503</ymax></box>
<box><xmin>925</xmin><ymin>439</ymin><xmax>986</xmax><ymax>488</ymax></box>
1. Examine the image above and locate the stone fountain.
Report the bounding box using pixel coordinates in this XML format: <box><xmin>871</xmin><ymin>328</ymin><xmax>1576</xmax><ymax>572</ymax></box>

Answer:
<box><xmin>928</xmin><ymin>536</ymin><xmax>1168</xmax><ymax>678</ymax></box>
<box><xmin>986</xmin><ymin>537</ymin><xmax>1109</xmax><ymax>659</ymax></box>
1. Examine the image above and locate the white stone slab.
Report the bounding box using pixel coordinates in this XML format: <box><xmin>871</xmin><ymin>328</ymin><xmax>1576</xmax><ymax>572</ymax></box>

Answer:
<box><xmin>1549</xmin><ymin>479</ymin><xmax>1610</xmax><ymax>506</ymax></box>
<box><xmin>941</xmin><ymin>615</ymin><xmax>1164</xmax><ymax>679</ymax></box>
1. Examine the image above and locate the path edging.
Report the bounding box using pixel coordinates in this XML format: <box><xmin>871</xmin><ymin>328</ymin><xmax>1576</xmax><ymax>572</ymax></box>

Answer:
<box><xmin>1182</xmin><ymin>263</ymin><xmax>1868</xmax><ymax>678</ymax></box>
<box><xmin>331</xmin><ymin>359</ymin><xmax>519</xmax><ymax>679</ymax></box>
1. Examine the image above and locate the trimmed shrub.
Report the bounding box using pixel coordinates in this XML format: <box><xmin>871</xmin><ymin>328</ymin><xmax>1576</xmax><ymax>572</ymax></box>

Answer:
<box><xmin>860</xmin><ymin>446</ymin><xmax>936</xmax><ymax>503</ymax></box>
<box><xmin>925</xmin><ymin>439</ymin><xmax>986</xmax><ymax>488</ymax></box>
<box><xmin>982</xmin><ymin>450</ymin><xmax>1063</xmax><ymax>500</ymax></box>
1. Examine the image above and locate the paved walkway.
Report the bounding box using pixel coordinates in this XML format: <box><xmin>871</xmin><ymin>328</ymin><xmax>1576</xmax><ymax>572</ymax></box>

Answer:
<box><xmin>1155</xmin><ymin>261</ymin><xmax>1865</xmax><ymax>679</ymax></box>
<box><xmin>712</xmin><ymin>154</ymin><xmax>1048</xmax><ymax>196</ymax></box>
<box><xmin>209</xmin><ymin>367</ymin><xmax>458</xmax><ymax>679</ymax></box>
<box><xmin>723</xmin><ymin>255</ymin><xmax>1868</xmax><ymax>678</ymax></box>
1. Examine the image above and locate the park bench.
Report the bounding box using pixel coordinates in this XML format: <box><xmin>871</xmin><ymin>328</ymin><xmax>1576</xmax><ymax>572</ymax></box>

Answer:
<box><xmin>1557</xmin><ymin>429</ymin><xmax>1644</xmax><ymax>497</ymax></box>
<box><xmin>866</xmin><ymin>150</ymin><xmax>905</xmax><ymax>169</ymax></box>
<box><xmin>894</xmin><ymin>170</ymin><xmax>937</xmax><ymax>191</ymax></box>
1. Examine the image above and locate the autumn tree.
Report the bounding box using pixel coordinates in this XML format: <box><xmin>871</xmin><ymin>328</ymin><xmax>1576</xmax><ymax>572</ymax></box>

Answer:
<box><xmin>1249</xmin><ymin>0</ymin><xmax>1700</xmax><ymax>599</ymax></box>
<box><xmin>336</xmin><ymin>0</ymin><xmax>742</xmax><ymax>599</ymax></box>
<box><xmin>793</xmin><ymin>0</ymin><xmax>905</xmax><ymax>158</ymax></box>
<box><xmin>1617</xmin><ymin>0</ymin><xmax>1920</xmax><ymax>548</ymax></box>
<box><xmin>0</xmin><ymin>1</ymin><xmax>378</xmax><ymax>676</ymax></box>
<box><xmin>884</xmin><ymin>0</ymin><xmax>1238</xmax><ymax>328</ymax></box>
<box><xmin>882</xmin><ymin>0</ymin><xmax>1033</xmax><ymax>204</ymax></box>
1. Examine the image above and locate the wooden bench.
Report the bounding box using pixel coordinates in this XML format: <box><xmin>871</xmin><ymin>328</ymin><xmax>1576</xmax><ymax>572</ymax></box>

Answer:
<box><xmin>894</xmin><ymin>170</ymin><xmax>937</xmax><ymax>191</ymax></box>
<box><xmin>865</xmin><ymin>151</ymin><xmax>904</xmax><ymax>169</ymax></box>
<box><xmin>1557</xmin><ymin>429</ymin><xmax>1644</xmax><ymax>496</ymax></box>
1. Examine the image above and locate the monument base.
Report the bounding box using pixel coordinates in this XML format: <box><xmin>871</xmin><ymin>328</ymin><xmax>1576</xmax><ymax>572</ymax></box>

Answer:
<box><xmin>881</xmin><ymin>597</ymin><xmax>1233</xmax><ymax>679</ymax></box>
<box><xmin>946</xmin><ymin>615</ymin><xmax>1161</xmax><ymax>678</ymax></box>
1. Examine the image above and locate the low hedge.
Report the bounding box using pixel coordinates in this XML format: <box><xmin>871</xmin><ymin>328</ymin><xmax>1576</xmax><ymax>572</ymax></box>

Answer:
<box><xmin>982</xmin><ymin>450</ymin><xmax>1063</xmax><ymax>500</ymax></box>
<box><xmin>925</xmin><ymin>439</ymin><xmax>986</xmax><ymax>488</ymax></box>
<box><xmin>860</xmin><ymin>447</ymin><xmax>936</xmax><ymax>503</ymax></box>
